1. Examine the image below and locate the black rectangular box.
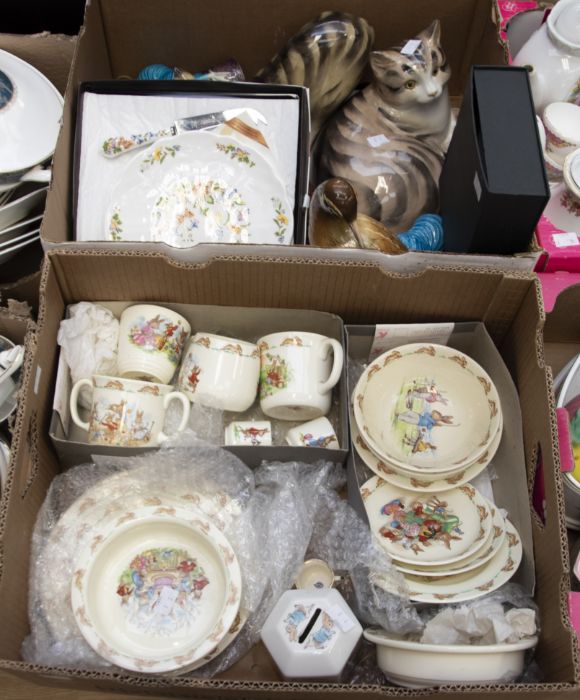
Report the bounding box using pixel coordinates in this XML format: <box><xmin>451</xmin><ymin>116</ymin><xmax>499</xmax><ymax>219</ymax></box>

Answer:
<box><xmin>440</xmin><ymin>66</ymin><xmax>549</xmax><ymax>255</ymax></box>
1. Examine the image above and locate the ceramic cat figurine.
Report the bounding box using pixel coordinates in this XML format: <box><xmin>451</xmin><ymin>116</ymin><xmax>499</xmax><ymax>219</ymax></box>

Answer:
<box><xmin>256</xmin><ymin>11</ymin><xmax>374</xmax><ymax>140</ymax></box>
<box><xmin>317</xmin><ymin>20</ymin><xmax>453</xmax><ymax>233</ymax></box>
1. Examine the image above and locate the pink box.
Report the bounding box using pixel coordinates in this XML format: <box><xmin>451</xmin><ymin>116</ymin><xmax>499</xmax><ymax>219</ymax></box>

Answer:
<box><xmin>536</xmin><ymin>216</ymin><xmax>580</xmax><ymax>272</ymax></box>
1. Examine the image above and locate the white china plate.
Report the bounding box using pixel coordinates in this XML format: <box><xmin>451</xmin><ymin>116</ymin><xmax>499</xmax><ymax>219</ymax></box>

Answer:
<box><xmin>0</xmin><ymin>49</ymin><xmax>63</xmax><ymax>175</ymax></box>
<box><xmin>106</xmin><ymin>131</ymin><xmax>293</xmax><ymax>246</ymax></box>
<box><xmin>0</xmin><ymin>232</ymin><xmax>40</xmax><ymax>264</ymax></box>
<box><xmin>0</xmin><ymin>435</ymin><xmax>9</xmax><ymax>492</ymax></box>
<box><xmin>393</xmin><ymin>502</ymin><xmax>506</xmax><ymax>577</ymax></box>
<box><xmin>70</xmin><ymin>505</ymin><xmax>242</xmax><ymax>674</ymax></box>
<box><xmin>351</xmin><ymin>412</ymin><xmax>500</xmax><ymax>491</ymax></box>
<box><xmin>361</xmin><ymin>476</ymin><xmax>492</xmax><ymax>565</ymax></box>
<box><xmin>0</xmin><ymin>184</ymin><xmax>47</xmax><ymax>232</ymax></box>
<box><xmin>353</xmin><ymin>344</ymin><xmax>502</xmax><ymax>473</ymax></box>
<box><xmin>38</xmin><ymin>471</ymin><xmax>239</xmax><ymax>645</ymax></box>
<box><xmin>0</xmin><ymin>213</ymin><xmax>42</xmax><ymax>244</ymax></box>
<box><xmin>400</xmin><ymin>518</ymin><xmax>522</xmax><ymax>604</ymax></box>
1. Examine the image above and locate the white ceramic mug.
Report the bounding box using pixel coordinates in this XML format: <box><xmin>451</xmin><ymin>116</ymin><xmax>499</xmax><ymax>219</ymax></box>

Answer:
<box><xmin>285</xmin><ymin>416</ymin><xmax>340</xmax><ymax>448</ymax></box>
<box><xmin>177</xmin><ymin>333</ymin><xmax>260</xmax><ymax>411</ymax></box>
<box><xmin>117</xmin><ymin>304</ymin><xmax>191</xmax><ymax>384</ymax></box>
<box><xmin>224</xmin><ymin>420</ymin><xmax>272</xmax><ymax>446</ymax></box>
<box><xmin>70</xmin><ymin>375</ymin><xmax>190</xmax><ymax>447</ymax></box>
<box><xmin>258</xmin><ymin>331</ymin><xmax>344</xmax><ymax>420</ymax></box>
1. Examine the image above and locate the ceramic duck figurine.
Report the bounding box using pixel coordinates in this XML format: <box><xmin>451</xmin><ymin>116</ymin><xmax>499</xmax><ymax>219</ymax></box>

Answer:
<box><xmin>308</xmin><ymin>178</ymin><xmax>406</xmax><ymax>253</ymax></box>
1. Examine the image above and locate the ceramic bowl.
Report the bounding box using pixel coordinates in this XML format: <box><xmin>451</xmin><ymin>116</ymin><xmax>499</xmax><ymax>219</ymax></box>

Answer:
<box><xmin>544</xmin><ymin>150</ymin><xmax>564</xmax><ymax>182</ymax></box>
<box><xmin>544</xmin><ymin>103</ymin><xmax>580</xmax><ymax>165</ymax></box>
<box><xmin>0</xmin><ymin>184</ymin><xmax>47</xmax><ymax>232</ymax></box>
<box><xmin>563</xmin><ymin>148</ymin><xmax>580</xmax><ymax>201</ymax></box>
<box><xmin>364</xmin><ymin>628</ymin><xmax>538</xmax><ymax>688</ymax></box>
<box><xmin>353</xmin><ymin>344</ymin><xmax>501</xmax><ymax>474</ymax></box>
<box><xmin>294</xmin><ymin>559</ymin><xmax>336</xmax><ymax>589</ymax></box>
<box><xmin>351</xmin><ymin>408</ymin><xmax>502</xmax><ymax>491</ymax></box>
<box><xmin>71</xmin><ymin>506</ymin><xmax>242</xmax><ymax>674</ymax></box>
<box><xmin>0</xmin><ymin>49</ymin><xmax>63</xmax><ymax>191</ymax></box>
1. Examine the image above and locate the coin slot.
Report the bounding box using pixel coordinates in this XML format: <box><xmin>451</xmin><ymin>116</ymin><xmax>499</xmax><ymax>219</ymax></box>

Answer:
<box><xmin>299</xmin><ymin>607</ymin><xmax>322</xmax><ymax>644</ymax></box>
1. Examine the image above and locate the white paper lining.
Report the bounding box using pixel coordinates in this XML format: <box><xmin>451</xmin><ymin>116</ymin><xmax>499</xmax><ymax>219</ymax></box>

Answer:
<box><xmin>76</xmin><ymin>92</ymin><xmax>300</xmax><ymax>243</ymax></box>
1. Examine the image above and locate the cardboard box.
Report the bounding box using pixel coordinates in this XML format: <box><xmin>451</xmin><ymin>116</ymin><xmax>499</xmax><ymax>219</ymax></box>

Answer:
<box><xmin>0</xmin><ymin>248</ymin><xmax>578</xmax><ymax>697</ymax></box>
<box><xmin>38</xmin><ymin>0</ymin><xmax>541</xmax><ymax>271</ymax></box>
<box><xmin>440</xmin><ymin>66</ymin><xmax>549</xmax><ymax>255</ymax></box>
<box><xmin>50</xmin><ymin>302</ymin><xmax>348</xmax><ymax>468</ymax></box>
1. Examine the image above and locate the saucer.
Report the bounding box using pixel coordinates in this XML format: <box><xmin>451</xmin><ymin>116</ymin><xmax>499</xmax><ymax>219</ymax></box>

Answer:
<box><xmin>392</xmin><ymin>502</ymin><xmax>506</xmax><ymax>577</ymax></box>
<box><xmin>361</xmin><ymin>476</ymin><xmax>492</xmax><ymax>565</ymax></box>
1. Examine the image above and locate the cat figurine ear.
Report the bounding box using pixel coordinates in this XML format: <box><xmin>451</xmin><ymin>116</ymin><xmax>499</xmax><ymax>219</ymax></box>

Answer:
<box><xmin>420</xmin><ymin>19</ymin><xmax>441</xmax><ymax>47</ymax></box>
<box><xmin>369</xmin><ymin>51</ymin><xmax>397</xmax><ymax>80</ymax></box>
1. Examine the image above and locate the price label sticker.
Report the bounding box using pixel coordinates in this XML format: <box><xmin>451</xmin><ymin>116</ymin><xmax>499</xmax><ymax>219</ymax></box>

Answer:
<box><xmin>369</xmin><ymin>323</ymin><xmax>454</xmax><ymax>361</ymax></box>
<box><xmin>156</xmin><ymin>586</ymin><xmax>179</xmax><ymax>616</ymax></box>
<box><xmin>401</xmin><ymin>39</ymin><xmax>421</xmax><ymax>56</ymax></box>
<box><xmin>327</xmin><ymin>604</ymin><xmax>356</xmax><ymax>632</ymax></box>
<box><xmin>367</xmin><ymin>134</ymin><xmax>390</xmax><ymax>148</ymax></box>
<box><xmin>552</xmin><ymin>232</ymin><xmax>579</xmax><ymax>248</ymax></box>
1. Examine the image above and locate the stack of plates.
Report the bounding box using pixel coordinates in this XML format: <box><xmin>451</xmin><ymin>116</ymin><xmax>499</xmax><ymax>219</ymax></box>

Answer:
<box><xmin>362</xmin><ymin>476</ymin><xmax>522</xmax><ymax>603</ymax></box>
<box><xmin>0</xmin><ymin>49</ymin><xmax>62</xmax><ymax>265</ymax></box>
<box><xmin>38</xmin><ymin>467</ymin><xmax>246</xmax><ymax>674</ymax></box>
<box><xmin>352</xmin><ymin>344</ymin><xmax>503</xmax><ymax>488</ymax></box>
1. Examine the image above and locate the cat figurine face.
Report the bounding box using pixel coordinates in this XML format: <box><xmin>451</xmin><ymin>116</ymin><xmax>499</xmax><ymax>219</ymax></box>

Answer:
<box><xmin>369</xmin><ymin>21</ymin><xmax>451</xmax><ymax>133</ymax></box>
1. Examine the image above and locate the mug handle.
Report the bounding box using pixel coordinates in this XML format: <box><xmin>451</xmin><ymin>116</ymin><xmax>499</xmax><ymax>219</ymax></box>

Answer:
<box><xmin>158</xmin><ymin>391</ymin><xmax>191</xmax><ymax>443</ymax></box>
<box><xmin>318</xmin><ymin>339</ymin><xmax>344</xmax><ymax>395</ymax></box>
<box><xmin>69</xmin><ymin>378</ymin><xmax>93</xmax><ymax>432</ymax></box>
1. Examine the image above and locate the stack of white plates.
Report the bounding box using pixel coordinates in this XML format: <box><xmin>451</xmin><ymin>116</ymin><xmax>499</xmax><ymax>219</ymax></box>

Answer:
<box><xmin>352</xmin><ymin>344</ymin><xmax>503</xmax><ymax>489</ymax></box>
<box><xmin>362</xmin><ymin>476</ymin><xmax>522</xmax><ymax>603</ymax></box>
<box><xmin>38</xmin><ymin>467</ymin><xmax>246</xmax><ymax>674</ymax></box>
<box><xmin>0</xmin><ymin>48</ymin><xmax>62</xmax><ymax>264</ymax></box>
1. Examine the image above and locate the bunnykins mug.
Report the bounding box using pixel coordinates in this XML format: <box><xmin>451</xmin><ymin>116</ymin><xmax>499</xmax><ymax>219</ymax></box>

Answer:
<box><xmin>70</xmin><ymin>375</ymin><xmax>190</xmax><ymax>447</ymax></box>
<box><xmin>177</xmin><ymin>333</ymin><xmax>260</xmax><ymax>412</ymax></box>
<box><xmin>117</xmin><ymin>304</ymin><xmax>191</xmax><ymax>385</ymax></box>
<box><xmin>258</xmin><ymin>332</ymin><xmax>344</xmax><ymax>420</ymax></box>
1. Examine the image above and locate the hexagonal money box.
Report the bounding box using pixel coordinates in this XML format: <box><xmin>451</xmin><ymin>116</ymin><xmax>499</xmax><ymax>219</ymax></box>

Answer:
<box><xmin>261</xmin><ymin>588</ymin><xmax>362</xmax><ymax>680</ymax></box>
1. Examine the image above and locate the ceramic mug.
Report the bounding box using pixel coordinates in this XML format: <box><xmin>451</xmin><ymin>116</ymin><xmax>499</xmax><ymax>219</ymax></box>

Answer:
<box><xmin>543</xmin><ymin>102</ymin><xmax>580</xmax><ymax>166</ymax></box>
<box><xmin>69</xmin><ymin>375</ymin><xmax>190</xmax><ymax>447</ymax></box>
<box><xmin>285</xmin><ymin>417</ymin><xmax>340</xmax><ymax>448</ymax></box>
<box><xmin>294</xmin><ymin>559</ymin><xmax>337</xmax><ymax>590</ymax></box>
<box><xmin>224</xmin><ymin>420</ymin><xmax>272</xmax><ymax>446</ymax></box>
<box><xmin>258</xmin><ymin>331</ymin><xmax>344</xmax><ymax>420</ymax></box>
<box><xmin>117</xmin><ymin>304</ymin><xmax>191</xmax><ymax>384</ymax></box>
<box><xmin>177</xmin><ymin>333</ymin><xmax>260</xmax><ymax>411</ymax></box>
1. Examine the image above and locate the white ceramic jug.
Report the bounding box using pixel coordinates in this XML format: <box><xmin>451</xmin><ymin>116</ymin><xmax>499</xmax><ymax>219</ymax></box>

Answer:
<box><xmin>512</xmin><ymin>0</ymin><xmax>580</xmax><ymax>114</ymax></box>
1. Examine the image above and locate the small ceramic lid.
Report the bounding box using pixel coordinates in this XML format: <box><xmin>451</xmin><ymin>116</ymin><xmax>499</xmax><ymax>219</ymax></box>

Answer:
<box><xmin>261</xmin><ymin>589</ymin><xmax>362</xmax><ymax>679</ymax></box>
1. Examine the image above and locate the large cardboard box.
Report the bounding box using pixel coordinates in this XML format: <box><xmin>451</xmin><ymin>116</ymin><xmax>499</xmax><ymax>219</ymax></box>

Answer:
<box><xmin>0</xmin><ymin>248</ymin><xmax>578</xmax><ymax>697</ymax></box>
<box><xmin>39</xmin><ymin>0</ymin><xmax>542</xmax><ymax>271</ymax></box>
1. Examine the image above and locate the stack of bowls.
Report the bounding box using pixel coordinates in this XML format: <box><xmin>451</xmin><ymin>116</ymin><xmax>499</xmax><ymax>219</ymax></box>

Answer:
<box><xmin>352</xmin><ymin>343</ymin><xmax>503</xmax><ymax>491</ymax></box>
<box><xmin>352</xmin><ymin>344</ymin><xmax>522</xmax><ymax>603</ymax></box>
<box><xmin>39</xmin><ymin>466</ymin><xmax>246</xmax><ymax>674</ymax></box>
<box><xmin>0</xmin><ymin>49</ymin><xmax>63</xmax><ymax>266</ymax></box>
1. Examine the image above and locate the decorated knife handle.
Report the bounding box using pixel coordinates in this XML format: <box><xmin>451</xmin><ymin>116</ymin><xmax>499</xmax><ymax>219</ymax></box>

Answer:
<box><xmin>101</xmin><ymin>127</ymin><xmax>175</xmax><ymax>157</ymax></box>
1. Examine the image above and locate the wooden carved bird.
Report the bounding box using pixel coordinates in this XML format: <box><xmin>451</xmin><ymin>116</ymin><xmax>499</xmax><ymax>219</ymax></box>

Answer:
<box><xmin>308</xmin><ymin>178</ymin><xmax>406</xmax><ymax>253</ymax></box>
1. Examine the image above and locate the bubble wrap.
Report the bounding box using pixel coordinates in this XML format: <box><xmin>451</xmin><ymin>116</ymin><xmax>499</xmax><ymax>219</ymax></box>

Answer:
<box><xmin>22</xmin><ymin>434</ymin><xmax>365</xmax><ymax>677</ymax></box>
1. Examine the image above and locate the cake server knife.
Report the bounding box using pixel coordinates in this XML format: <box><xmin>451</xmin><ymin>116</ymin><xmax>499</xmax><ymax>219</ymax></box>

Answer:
<box><xmin>101</xmin><ymin>107</ymin><xmax>267</xmax><ymax>157</ymax></box>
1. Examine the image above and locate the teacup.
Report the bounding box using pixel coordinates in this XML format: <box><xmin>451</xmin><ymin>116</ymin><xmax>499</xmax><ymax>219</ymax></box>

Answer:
<box><xmin>294</xmin><ymin>559</ymin><xmax>337</xmax><ymax>590</ymax></box>
<box><xmin>258</xmin><ymin>332</ymin><xmax>343</xmax><ymax>421</ymax></box>
<box><xmin>70</xmin><ymin>375</ymin><xmax>190</xmax><ymax>447</ymax></box>
<box><xmin>285</xmin><ymin>416</ymin><xmax>340</xmax><ymax>448</ymax></box>
<box><xmin>224</xmin><ymin>420</ymin><xmax>272</xmax><ymax>446</ymax></box>
<box><xmin>543</xmin><ymin>102</ymin><xmax>580</xmax><ymax>166</ymax></box>
<box><xmin>117</xmin><ymin>304</ymin><xmax>190</xmax><ymax>384</ymax></box>
<box><xmin>177</xmin><ymin>333</ymin><xmax>260</xmax><ymax>412</ymax></box>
